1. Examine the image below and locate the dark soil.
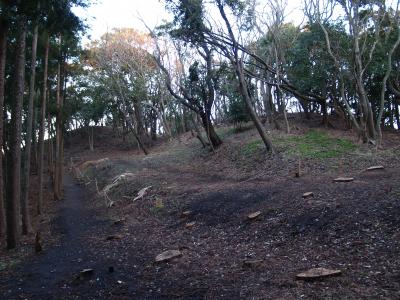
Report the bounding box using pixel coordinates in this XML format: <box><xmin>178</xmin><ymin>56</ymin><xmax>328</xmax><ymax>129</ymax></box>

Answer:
<box><xmin>1</xmin><ymin>124</ymin><xmax>400</xmax><ymax>299</ymax></box>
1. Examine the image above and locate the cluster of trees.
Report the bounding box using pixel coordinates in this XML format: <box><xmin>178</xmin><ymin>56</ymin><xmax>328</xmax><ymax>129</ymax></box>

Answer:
<box><xmin>75</xmin><ymin>0</ymin><xmax>399</xmax><ymax>155</ymax></box>
<box><xmin>0</xmin><ymin>0</ymin><xmax>87</xmax><ymax>249</ymax></box>
<box><xmin>1</xmin><ymin>0</ymin><xmax>399</xmax><ymax>249</ymax></box>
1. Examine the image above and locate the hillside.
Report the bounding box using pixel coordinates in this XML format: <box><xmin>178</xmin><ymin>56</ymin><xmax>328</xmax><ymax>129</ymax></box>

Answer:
<box><xmin>3</xmin><ymin>120</ymin><xmax>399</xmax><ymax>299</ymax></box>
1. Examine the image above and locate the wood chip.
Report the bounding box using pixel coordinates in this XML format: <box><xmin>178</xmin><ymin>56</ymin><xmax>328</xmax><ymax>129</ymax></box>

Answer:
<box><xmin>247</xmin><ymin>211</ymin><xmax>261</xmax><ymax>220</ymax></box>
<box><xmin>155</xmin><ymin>250</ymin><xmax>182</xmax><ymax>262</ymax></box>
<box><xmin>302</xmin><ymin>192</ymin><xmax>314</xmax><ymax>198</ymax></box>
<box><xmin>243</xmin><ymin>260</ymin><xmax>263</xmax><ymax>268</ymax></box>
<box><xmin>180</xmin><ymin>210</ymin><xmax>192</xmax><ymax>218</ymax></box>
<box><xmin>366</xmin><ymin>165</ymin><xmax>384</xmax><ymax>171</ymax></box>
<box><xmin>79</xmin><ymin>268</ymin><xmax>94</xmax><ymax>278</ymax></box>
<box><xmin>296</xmin><ymin>267</ymin><xmax>342</xmax><ymax>280</ymax></box>
<box><xmin>333</xmin><ymin>177</ymin><xmax>354</xmax><ymax>182</ymax></box>
<box><xmin>133</xmin><ymin>186</ymin><xmax>151</xmax><ymax>201</ymax></box>
<box><xmin>185</xmin><ymin>222</ymin><xmax>196</xmax><ymax>229</ymax></box>
<box><xmin>106</xmin><ymin>234</ymin><xmax>123</xmax><ymax>241</ymax></box>
<box><xmin>113</xmin><ymin>218</ymin><xmax>125</xmax><ymax>225</ymax></box>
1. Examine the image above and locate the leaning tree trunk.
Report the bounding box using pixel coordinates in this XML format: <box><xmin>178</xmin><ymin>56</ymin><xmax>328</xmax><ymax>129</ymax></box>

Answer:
<box><xmin>237</xmin><ymin>61</ymin><xmax>274</xmax><ymax>152</ymax></box>
<box><xmin>7</xmin><ymin>16</ymin><xmax>27</xmax><ymax>249</ymax></box>
<box><xmin>38</xmin><ymin>34</ymin><xmax>49</xmax><ymax>215</ymax></box>
<box><xmin>0</xmin><ymin>21</ymin><xmax>7</xmax><ymax>238</ymax></box>
<box><xmin>21</xmin><ymin>23</ymin><xmax>38</xmax><ymax>235</ymax></box>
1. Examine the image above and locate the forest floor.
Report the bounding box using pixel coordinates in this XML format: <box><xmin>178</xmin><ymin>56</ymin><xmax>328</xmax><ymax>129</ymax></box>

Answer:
<box><xmin>1</xmin><ymin>117</ymin><xmax>400</xmax><ymax>299</ymax></box>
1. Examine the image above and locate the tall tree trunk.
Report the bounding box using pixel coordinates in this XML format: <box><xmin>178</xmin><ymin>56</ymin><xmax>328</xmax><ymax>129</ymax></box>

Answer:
<box><xmin>7</xmin><ymin>16</ymin><xmax>27</xmax><ymax>249</ymax></box>
<box><xmin>21</xmin><ymin>23</ymin><xmax>38</xmax><ymax>235</ymax></box>
<box><xmin>0</xmin><ymin>20</ymin><xmax>7</xmax><ymax>238</ymax></box>
<box><xmin>31</xmin><ymin>91</ymin><xmax>39</xmax><ymax>173</ymax></box>
<box><xmin>38</xmin><ymin>35</ymin><xmax>49</xmax><ymax>215</ymax></box>
<box><xmin>54</xmin><ymin>35</ymin><xmax>64</xmax><ymax>201</ymax></box>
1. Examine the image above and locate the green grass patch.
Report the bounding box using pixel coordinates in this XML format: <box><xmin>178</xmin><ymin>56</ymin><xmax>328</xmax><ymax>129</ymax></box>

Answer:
<box><xmin>241</xmin><ymin>139</ymin><xmax>264</xmax><ymax>156</ymax></box>
<box><xmin>277</xmin><ymin>130</ymin><xmax>357</xmax><ymax>158</ymax></box>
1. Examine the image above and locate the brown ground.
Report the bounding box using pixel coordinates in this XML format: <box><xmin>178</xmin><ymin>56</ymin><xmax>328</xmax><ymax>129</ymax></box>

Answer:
<box><xmin>1</xmin><ymin>119</ymin><xmax>400</xmax><ymax>299</ymax></box>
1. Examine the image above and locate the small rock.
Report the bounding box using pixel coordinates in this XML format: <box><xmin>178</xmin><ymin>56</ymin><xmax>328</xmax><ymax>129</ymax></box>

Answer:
<box><xmin>185</xmin><ymin>222</ymin><xmax>196</xmax><ymax>229</ymax></box>
<box><xmin>366</xmin><ymin>165</ymin><xmax>384</xmax><ymax>171</ymax></box>
<box><xmin>155</xmin><ymin>250</ymin><xmax>182</xmax><ymax>262</ymax></box>
<box><xmin>108</xmin><ymin>266</ymin><xmax>114</xmax><ymax>273</ymax></box>
<box><xmin>302</xmin><ymin>192</ymin><xmax>314</xmax><ymax>198</ymax></box>
<box><xmin>180</xmin><ymin>210</ymin><xmax>192</xmax><ymax>218</ymax></box>
<box><xmin>333</xmin><ymin>177</ymin><xmax>354</xmax><ymax>182</ymax></box>
<box><xmin>243</xmin><ymin>260</ymin><xmax>263</xmax><ymax>268</ymax></box>
<box><xmin>247</xmin><ymin>211</ymin><xmax>261</xmax><ymax>220</ymax></box>
<box><xmin>296</xmin><ymin>267</ymin><xmax>341</xmax><ymax>280</ymax></box>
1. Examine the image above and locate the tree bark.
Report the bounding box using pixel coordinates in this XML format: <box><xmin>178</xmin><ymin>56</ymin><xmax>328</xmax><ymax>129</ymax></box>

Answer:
<box><xmin>199</xmin><ymin>111</ymin><xmax>222</xmax><ymax>148</ymax></box>
<box><xmin>21</xmin><ymin>23</ymin><xmax>38</xmax><ymax>235</ymax></box>
<box><xmin>38</xmin><ymin>35</ymin><xmax>49</xmax><ymax>215</ymax></box>
<box><xmin>7</xmin><ymin>16</ymin><xmax>27</xmax><ymax>249</ymax></box>
<box><xmin>0</xmin><ymin>20</ymin><xmax>7</xmax><ymax>238</ymax></box>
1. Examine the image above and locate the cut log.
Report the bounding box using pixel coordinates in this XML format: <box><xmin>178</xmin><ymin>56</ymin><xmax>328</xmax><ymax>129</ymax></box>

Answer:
<box><xmin>333</xmin><ymin>177</ymin><xmax>354</xmax><ymax>182</ymax></box>
<box><xmin>302</xmin><ymin>192</ymin><xmax>314</xmax><ymax>198</ymax></box>
<box><xmin>366</xmin><ymin>165</ymin><xmax>384</xmax><ymax>171</ymax></box>
<box><xmin>296</xmin><ymin>267</ymin><xmax>341</xmax><ymax>280</ymax></box>
<box><xmin>155</xmin><ymin>250</ymin><xmax>182</xmax><ymax>262</ymax></box>
<box><xmin>247</xmin><ymin>211</ymin><xmax>261</xmax><ymax>220</ymax></box>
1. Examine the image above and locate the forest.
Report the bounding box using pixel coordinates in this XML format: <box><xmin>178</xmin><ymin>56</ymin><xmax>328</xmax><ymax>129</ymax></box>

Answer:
<box><xmin>0</xmin><ymin>0</ymin><xmax>400</xmax><ymax>299</ymax></box>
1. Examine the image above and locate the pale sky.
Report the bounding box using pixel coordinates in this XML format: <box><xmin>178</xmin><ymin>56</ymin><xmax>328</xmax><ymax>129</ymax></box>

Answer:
<box><xmin>73</xmin><ymin>0</ymin><xmax>306</xmax><ymax>45</ymax></box>
<box><xmin>73</xmin><ymin>0</ymin><xmax>170</xmax><ymax>43</ymax></box>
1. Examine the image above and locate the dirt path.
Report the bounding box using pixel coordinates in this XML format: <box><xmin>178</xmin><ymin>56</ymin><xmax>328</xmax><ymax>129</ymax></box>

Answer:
<box><xmin>0</xmin><ymin>174</ymin><xmax>126</xmax><ymax>300</ymax></box>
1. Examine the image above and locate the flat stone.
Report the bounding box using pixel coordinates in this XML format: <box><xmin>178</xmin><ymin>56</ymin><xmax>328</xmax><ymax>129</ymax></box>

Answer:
<box><xmin>155</xmin><ymin>250</ymin><xmax>182</xmax><ymax>262</ymax></box>
<box><xmin>247</xmin><ymin>211</ymin><xmax>261</xmax><ymax>220</ymax></box>
<box><xmin>302</xmin><ymin>192</ymin><xmax>314</xmax><ymax>198</ymax></box>
<box><xmin>296</xmin><ymin>267</ymin><xmax>342</xmax><ymax>280</ymax></box>
<box><xmin>333</xmin><ymin>177</ymin><xmax>354</xmax><ymax>182</ymax></box>
<box><xmin>366</xmin><ymin>165</ymin><xmax>384</xmax><ymax>171</ymax></box>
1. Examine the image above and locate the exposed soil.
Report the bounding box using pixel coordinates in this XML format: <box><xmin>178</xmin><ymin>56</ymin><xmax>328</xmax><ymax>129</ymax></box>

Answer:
<box><xmin>1</xmin><ymin>123</ymin><xmax>400</xmax><ymax>299</ymax></box>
